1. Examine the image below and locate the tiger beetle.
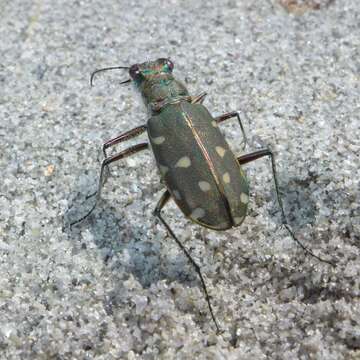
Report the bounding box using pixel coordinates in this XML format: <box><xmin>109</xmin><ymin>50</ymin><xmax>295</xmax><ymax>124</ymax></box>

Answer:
<box><xmin>71</xmin><ymin>58</ymin><xmax>335</xmax><ymax>333</ymax></box>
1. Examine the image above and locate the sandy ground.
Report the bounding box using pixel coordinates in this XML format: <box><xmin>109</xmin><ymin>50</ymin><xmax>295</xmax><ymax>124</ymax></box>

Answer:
<box><xmin>1</xmin><ymin>0</ymin><xmax>359</xmax><ymax>358</ymax></box>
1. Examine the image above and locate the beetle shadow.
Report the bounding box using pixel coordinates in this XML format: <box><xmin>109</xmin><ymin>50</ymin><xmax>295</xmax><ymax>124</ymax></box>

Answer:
<box><xmin>64</xmin><ymin>186</ymin><xmax>198</xmax><ymax>290</ymax></box>
<box><xmin>267</xmin><ymin>173</ymin><xmax>318</xmax><ymax>232</ymax></box>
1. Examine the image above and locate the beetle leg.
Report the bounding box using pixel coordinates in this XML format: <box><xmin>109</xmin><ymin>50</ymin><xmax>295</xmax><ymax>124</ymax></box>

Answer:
<box><xmin>153</xmin><ymin>190</ymin><xmax>221</xmax><ymax>333</ymax></box>
<box><xmin>215</xmin><ymin>111</ymin><xmax>247</xmax><ymax>150</ymax></box>
<box><xmin>70</xmin><ymin>142</ymin><xmax>149</xmax><ymax>227</ymax></box>
<box><xmin>191</xmin><ymin>92</ymin><xmax>207</xmax><ymax>104</ymax></box>
<box><xmin>102</xmin><ymin>124</ymin><xmax>147</xmax><ymax>158</ymax></box>
<box><xmin>237</xmin><ymin>149</ymin><xmax>336</xmax><ymax>267</ymax></box>
<box><xmin>102</xmin><ymin>125</ymin><xmax>147</xmax><ymax>176</ymax></box>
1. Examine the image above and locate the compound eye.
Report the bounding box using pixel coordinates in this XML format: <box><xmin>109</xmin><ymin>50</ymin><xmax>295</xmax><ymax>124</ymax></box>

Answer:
<box><xmin>165</xmin><ymin>59</ymin><xmax>174</xmax><ymax>71</ymax></box>
<box><xmin>129</xmin><ymin>64</ymin><xmax>141</xmax><ymax>78</ymax></box>
<box><xmin>158</xmin><ymin>58</ymin><xmax>174</xmax><ymax>72</ymax></box>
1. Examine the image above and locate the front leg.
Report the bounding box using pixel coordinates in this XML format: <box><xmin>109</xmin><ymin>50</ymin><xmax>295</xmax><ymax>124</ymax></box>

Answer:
<box><xmin>191</xmin><ymin>92</ymin><xmax>207</xmax><ymax>104</ymax></box>
<box><xmin>191</xmin><ymin>94</ymin><xmax>247</xmax><ymax>150</ymax></box>
<box><xmin>103</xmin><ymin>124</ymin><xmax>147</xmax><ymax>159</ymax></box>
<box><xmin>215</xmin><ymin>111</ymin><xmax>247</xmax><ymax>150</ymax></box>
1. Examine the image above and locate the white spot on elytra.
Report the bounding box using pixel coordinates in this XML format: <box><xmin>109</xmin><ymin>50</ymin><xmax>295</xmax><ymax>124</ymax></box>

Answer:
<box><xmin>198</xmin><ymin>181</ymin><xmax>211</xmax><ymax>192</ymax></box>
<box><xmin>191</xmin><ymin>208</ymin><xmax>205</xmax><ymax>220</ymax></box>
<box><xmin>152</xmin><ymin>136</ymin><xmax>165</xmax><ymax>145</ymax></box>
<box><xmin>223</xmin><ymin>172</ymin><xmax>230</xmax><ymax>184</ymax></box>
<box><xmin>173</xmin><ymin>190</ymin><xmax>181</xmax><ymax>200</ymax></box>
<box><xmin>234</xmin><ymin>216</ymin><xmax>245</xmax><ymax>225</ymax></box>
<box><xmin>216</xmin><ymin>146</ymin><xmax>226</xmax><ymax>158</ymax></box>
<box><xmin>159</xmin><ymin>164</ymin><xmax>168</xmax><ymax>175</ymax></box>
<box><xmin>211</xmin><ymin>121</ymin><xmax>218</xmax><ymax>127</ymax></box>
<box><xmin>240</xmin><ymin>193</ymin><xmax>249</xmax><ymax>204</ymax></box>
<box><xmin>175</xmin><ymin>156</ymin><xmax>191</xmax><ymax>168</ymax></box>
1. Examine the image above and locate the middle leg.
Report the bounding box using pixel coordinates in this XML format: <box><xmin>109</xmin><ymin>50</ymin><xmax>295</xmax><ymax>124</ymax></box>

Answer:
<box><xmin>237</xmin><ymin>149</ymin><xmax>335</xmax><ymax>266</ymax></box>
<box><xmin>70</xmin><ymin>142</ymin><xmax>149</xmax><ymax>227</ymax></box>
<box><xmin>102</xmin><ymin>124</ymin><xmax>147</xmax><ymax>178</ymax></box>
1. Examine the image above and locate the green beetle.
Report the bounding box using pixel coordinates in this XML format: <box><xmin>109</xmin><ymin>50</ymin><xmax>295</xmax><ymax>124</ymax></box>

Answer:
<box><xmin>139</xmin><ymin>61</ymin><xmax>249</xmax><ymax>230</ymax></box>
<box><xmin>71</xmin><ymin>58</ymin><xmax>335</xmax><ymax>332</ymax></box>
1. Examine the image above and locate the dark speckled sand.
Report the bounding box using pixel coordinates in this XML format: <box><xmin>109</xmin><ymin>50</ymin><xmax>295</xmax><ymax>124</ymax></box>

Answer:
<box><xmin>1</xmin><ymin>0</ymin><xmax>359</xmax><ymax>358</ymax></box>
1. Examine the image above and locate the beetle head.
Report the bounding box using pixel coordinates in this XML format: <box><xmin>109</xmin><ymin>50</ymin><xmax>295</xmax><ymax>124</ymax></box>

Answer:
<box><xmin>129</xmin><ymin>58</ymin><xmax>174</xmax><ymax>85</ymax></box>
<box><xmin>89</xmin><ymin>58</ymin><xmax>188</xmax><ymax>112</ymax></box>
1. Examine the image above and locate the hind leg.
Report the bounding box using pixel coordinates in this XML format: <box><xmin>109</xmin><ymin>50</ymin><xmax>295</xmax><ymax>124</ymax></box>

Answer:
<box><xmin>153</xmin><ymin>190</ymin><xmax>221</xmax><ymax>333</ymax></box>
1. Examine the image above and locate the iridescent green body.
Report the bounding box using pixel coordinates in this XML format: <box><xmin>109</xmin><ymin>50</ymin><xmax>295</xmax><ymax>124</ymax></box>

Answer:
<box><xmin>131</xmin><ymin>59</ymin><xmax>249</xmax><ymax>230</ymax></box>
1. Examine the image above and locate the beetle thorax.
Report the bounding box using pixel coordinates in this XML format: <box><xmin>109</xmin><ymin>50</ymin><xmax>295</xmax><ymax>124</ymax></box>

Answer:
<box><xmin>140</xmin><ymin>77</ymin><xmax>190</xmax><ymax>112</ymax></box>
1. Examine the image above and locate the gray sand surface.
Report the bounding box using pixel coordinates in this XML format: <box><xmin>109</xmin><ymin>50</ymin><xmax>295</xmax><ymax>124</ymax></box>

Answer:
<box><xmin>1</xmin><ymin>0</ymin><xmax>359</xmax><ymax>358</ymax></box>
